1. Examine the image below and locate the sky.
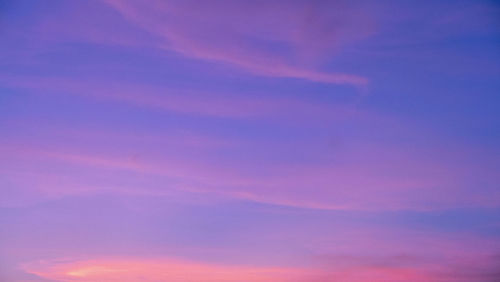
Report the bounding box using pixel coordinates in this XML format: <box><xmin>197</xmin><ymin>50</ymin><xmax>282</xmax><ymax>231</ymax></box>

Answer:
<box><xmin>0</xmin><ymin>0</ymin><xmax>499</xmax><ymax>281</ymax></box>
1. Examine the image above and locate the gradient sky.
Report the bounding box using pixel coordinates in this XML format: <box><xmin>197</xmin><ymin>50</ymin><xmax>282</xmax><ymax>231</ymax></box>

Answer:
<box><xmin>1</xmin><ymin>0</ymin><xmax>500</xmax><ymax>281</ymax></box>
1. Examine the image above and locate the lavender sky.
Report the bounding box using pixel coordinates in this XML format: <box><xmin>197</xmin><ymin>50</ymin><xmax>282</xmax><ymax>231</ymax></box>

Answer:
<box><xmin>1</xmin><ymin>0</ymin><xmax>500</xmax><ymax>281</ymax></box>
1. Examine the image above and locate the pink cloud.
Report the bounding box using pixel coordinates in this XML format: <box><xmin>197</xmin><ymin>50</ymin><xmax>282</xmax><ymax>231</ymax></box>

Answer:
<box><xmin>2</xmin><ymin>128</ymin><xmax>498</xmax><ymax>211</ymax></box>
<box><xmin>2</xmin><ymin>75</ymin><xmax>497</xmax><ymax>211</ymax></box>
<box><xmin>308</xmin><ymin>229</ymin><xmax>500</xmax><ymax>282</ymax></box>
<box><xmin>101</xmin><ymin>0</ymin><xmax>371</xmax><ymax>86</ymax></box>
<box><xmin>0</xmin><ymin>74</ymin><xmax>364</xmax><ymax>121</ymax></box>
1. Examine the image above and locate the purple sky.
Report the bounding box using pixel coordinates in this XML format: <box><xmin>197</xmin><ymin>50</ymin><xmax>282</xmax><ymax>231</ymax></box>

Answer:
<box><xmin>1</xmin><ymin>0</ymin><xmax>500</xmax><ymax>281</ymax></box>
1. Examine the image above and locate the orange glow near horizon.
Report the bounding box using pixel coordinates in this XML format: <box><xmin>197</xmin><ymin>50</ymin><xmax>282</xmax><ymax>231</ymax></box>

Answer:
<box><xmin>21</xmin><ymin>256</ymin><xmax>448</xmax><ymax>282</ymax></box>
<box><xmin>24</xmin><ymin>258</ymin><xmax>308</xmax><ymax>282</ymax></box>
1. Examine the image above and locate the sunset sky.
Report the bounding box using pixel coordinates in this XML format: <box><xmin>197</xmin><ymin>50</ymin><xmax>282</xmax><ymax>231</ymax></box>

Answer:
<box><xmin>1</xmin><ymin>0</ymin><xmax>500</xmax><ymax>281</ymax></box>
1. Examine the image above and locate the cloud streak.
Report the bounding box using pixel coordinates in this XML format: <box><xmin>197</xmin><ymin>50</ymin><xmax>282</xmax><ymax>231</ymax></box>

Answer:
<box><xmin>101</xmin><ymin>0</ymin><xmax>370</xmax><ymax>86</ymax></box>
<box><xmin>2</xmin><ymin>129</ymin><xmax>498</xmax><ymax>211</ymax></box>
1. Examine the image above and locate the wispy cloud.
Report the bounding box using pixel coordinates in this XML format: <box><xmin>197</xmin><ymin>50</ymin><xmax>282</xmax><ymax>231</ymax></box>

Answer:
<box><xmin>0</xmin><ymin>74</ymin><xmax>362</xmax><ymax>120</ymax></box>
<box><xmin>101</xmin><ymin>0</ymin><xmax>370</xmax><ymax>86</ymax></box>
<box><xmin>2</xmin><ymin>131</ymin><xmax>498</xmax><ymax>211</ymax></box>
